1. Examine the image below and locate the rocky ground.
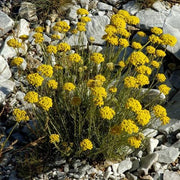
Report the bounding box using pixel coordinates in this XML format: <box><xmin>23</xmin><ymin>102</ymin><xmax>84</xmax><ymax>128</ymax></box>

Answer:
<box><xmin>0</xmin><ymin>0</ymin><xmax>180</xmax><ymax>179</ymax></box>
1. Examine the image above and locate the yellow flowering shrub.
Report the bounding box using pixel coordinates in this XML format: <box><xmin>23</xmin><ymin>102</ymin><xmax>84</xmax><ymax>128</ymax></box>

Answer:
<box><xmin>136</xmin><ymin>74</ymin><xmax>149</xmax><ymax>86</ymax></box>
<box><xmin>137</xmin><ymin>31</ymin><xmax>146</xmax><ymax>37</ymax></box>
<box><xmin>119</xmin><ymin>38</ymin><xmax>129</xmax><ymax>47</ymax></box>
<box><xmin>124</xmin><ymin>76</ymin><xmax>139</xmax><ymax>88</ymax></box>
<box><xmin>146</xmin><ymin>46</ymin><xmax>156</xmax><ymax>54</ymax></box>
<box><xmin>151</xmin><ymin>60</ymin><xmax>160</xmax><ymax>68</ymax></box>
<box><xmin>136</xmin><ymin>109</ymin><xmax>151</xmax><ymax>126</ymax></box>
<box><xmin>53</xmin><ymin>21</ymin><xmax>70</xmax><ymax>33</ymax></box>
<box><xmin>33</xmin><ymin>33</ymin><xmax>44</xmax><ymax>44</ymax></box>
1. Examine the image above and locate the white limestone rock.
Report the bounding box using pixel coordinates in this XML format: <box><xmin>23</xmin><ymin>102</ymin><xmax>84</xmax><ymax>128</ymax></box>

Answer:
<box><xmin>164</xmin><ymin>170</ymin><xmax>180</xmax><ymax>180</ymax></box>
<box><xmin>79</xmin><ymin>0</ymin><xmax>89</xmax><ymax>9</ymax></box>
<box><xmin>0</xmin><ymin>55</ymin><xmax>11</xmax><ymax>82</ymax></box>
<box><xmin>86</xmin><ymin>15</ymin><xmax>110</xmax><ymax>45</ymax></box>
<box><xmin>0</xmin><ymin>10</ymin><xmax>14</xmax><ymax>37</ymax></box>
<box><xmin>67</xmin><ymin>5</ymin><xmax>80</xmax><ymax>21</ymax></box>
<box><xmin>123</xmin><ymin>1</ymin><xmax>140</xmax><ymax>15</ymax></box>
<box><xmin>117</xmin><ymin>158</ymin><xmax>132</xmax><ymax>175</ymax></box>
<box><xmin>147</xmin><ymin>138</ymin><xmax>159</xmax><ymax>154</ymax></box>
<box><xmin>15</xmin><ymin>19</ymin><xmax>30</xmax><ymax>37</ymax></box>
<box><xmin>97</xmin><ymin>2</ymin><xmax>113</xmax><ymax>11</ymax></box>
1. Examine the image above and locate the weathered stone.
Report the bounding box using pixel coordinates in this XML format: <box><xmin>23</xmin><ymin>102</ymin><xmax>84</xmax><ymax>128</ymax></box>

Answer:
<box><xmin>86</xmin><ymin>15</ymin><xmax>110</xmax><ymax>45</ymax></box>
<box><xmin>107</xmin><ymin>0</ymin><xmax>120</xmax><ymax>5</ymax></box>
<box><xmin>138</xmin><ymin>153</ymin><xmax>158</xmax><ymax>175</ymax></box>
<box><xmin>15</xmin><ymin>19</ymin><xmax>30</xmax><ymax>37</ymax></box>
<box><xmin>136</xmin><ymin>8</ymin><xmax>167</xmax><ymax>30</ymax></box>
<box><xmin>158</xmin><ymin>118</ymin><xmax>180</xmax><ymax>134</ymax></box>
<box><xmin>67</xmin><ymin>5</ymin><xmax>80</xmax><ymax>21</ymax></box>
<box><xmin>147</xmin><ymin>138</ymin><xmax>159</xmax><ymax>154</ymax></box>
<box><xmin>169</xmin><ymin>70</ymin><xmax>180</xmax><ymax>89</ymax></box>
<box><xmin>142</xmin><ymin>128</ymin><xmax>158</xmax><ymax>138</ymax></box>
<box><xmin>79</xmin><ymin>0</ymin><xmax>89</xmax><ymax>9</ymax></box>
<box><xmin>0</xmin><ymin>10</ymin><xmax>14</xmax><ymax>37</ymax></box>
<box><xmin>126</xmin><ymin>172</ymin><xmax>137</xmax><ymax>180</ymax></box>
<box><xmin>152</xmin><ymin>0</ymin><xmax>171</xmax><ymax>15</ymax></box>
<box><xmin>153</xmin><ymin>162</ymin><xmax>162</xmax><ymax>172</ymax></box>
<box><xmin>0</xmin><ymin>55</ymin><xmax>11</xmax><ymax>82</ymax></box>
<box><xmin>130</xmin><ymin>158</ymin><xmax>140</xmax><ymax>172</ymax></box>
<box><xmin>163</xmin><ymin>170</ymin><xmax>180</xmax><ymax>180</ymax></box>
<box><xmin>117</xmin><ymin>158</ymin><xmax>132</xmax><ymax>174</ymax></box>
<box><xmin>156</xmin><ymin>146</ymin><xmax>179</xmax><ymax>164</ymax></box>
<box><xmin>123</xmin><ymin>1</ymin><xmax>140</xmax><ymax>15</ymax></box>
<box><xmin>97</xmin><ymin>2</ymin><xmax>113</xmax><ymax>11</ymax></box>
<box><xmin>19</xmin><ymin>2</ymin><xmax>37</xmax><ymax>21</ymax></box>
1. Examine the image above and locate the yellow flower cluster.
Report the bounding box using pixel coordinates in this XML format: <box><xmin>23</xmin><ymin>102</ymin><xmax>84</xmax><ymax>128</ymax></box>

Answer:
<box><xmin>119</xmin><ymin>38</ymin><xmax>129</xmax><ymax>48</ymax></box>
<box><xmin>126</xmin><ymin>16</ymin><xmax>140</xmax><ymax>25</ymax></box>
<box><xmin>90</xmin><ymin>53</ymin><xmax>104</xmax><ymax>64</ymax></box>
<box><xmin>13</xmin><ymin>108</ymin><xmax>29</xmax><ymax>122</ymax></box>
<box><xmin>158</xmin><ymin>84</ymin><xmax>171</xmax><ymax>95</ymax></box>
<box><xmin>117</xmin><ymin>28</ymin><xmax>131</xmax><ymax>38</ymax></box>
<box><xmin>149</xmin><ymin>34</ymin><xmax>162</xmax><ymax>44</ymax></box>
<box><xmin>103</xmin><ymin>34</ymin><xmax>119</xmax><ymax>46</ymax></box>
<box><xmin>35</xmin><ymin>26</ymin><xmax>45</xmax><ymax>33</ymax></box>
<box><xmin>77</xmin><ymin>8</ymin><xmax>89</xmax><ymax>15</ymax></box>
<box><xmin>111</xmin><ymin>14</ymin><xmax>126</xmax><ymax>28</ymax></box>
<box><xmin>126</xmin><ymin>98</ymin><xmax>142</xmax><ymax>113</ymax></box>
<box><xmin>136</xmin><ymin>109</ymin><xmax>151</xmax><ymax>126</ymax></box>
<box><xmin>24</xmin><ymin>91</ymin><xmax>39</xmax><ymax>103</ymax></box>
<box><xmin>7</xmin><ymin>39</ymin><xmax>22</xmax><ymax>48</ymax></box>
<box><xmin>153</xmin><ymin>105</ymin><xmax>170</xmax><ymax>124</ymax></box>
<box><xmin>46</xmin><ymin>45</ymin><xmax>57</xmax><ymax>54</ymax></box>
<box><xmin>136</xmin><ymin>74</ymin><xmax>149</xmax><ymax>86</ymax></box>
<box><xmin>19</xmin><ymin>34</ymin><xmax>29</xmax><ymax>40</ymax></box>
<box><xmin>124</xmin><ymin>76</ymin><xmax>139</xmax><ymax>88</ymax></box>
<box><xmin>53</xmin><ymin>21</ymin><xmax>70</xmax><ymax>33</ymax></box>
<box><xmin>91</xmin><ymin>87</ymin><xmax>107</xmax><ymax>98</ymax></box>
<box><xmin>77</xmin><ymin>22</ymin><xmax>86</xmax><ymax>32</ymax></box>
<box><xmin>63</xmin><ymin>82</ymin><xmax>76</xmax><ymax>91</ymax></box>
<box><xmin>47</xmin><ymin>80</ymin><xmax>58</xmax><ymax>90</ymax></box>
<box><xmin>156</xmin><ymin>49</ymin><xmax>166</xmax><ymax>57</ymax></box>
<box><xmin>120</xmin><ymin>119</ymin><xmax>139</xmax><ymax>134</ymax></box>
<box><xmin>146</xmin><ymin>46</ymin><xmax>156</xmax><ymax>54</ymax></box>
<box><xmin>151</xmin><ymin>60</ymin><xmax>160</xmax><ymax>68</ymax></box>
<box><xmin>160</xmin><ymin>34</ymin><xmax>177</xmax><ymax>46</ymax></box>
<box><xmin>137</xmin><ymin>31</ymin><xmax>146</xmax><ymax>37</ymax></box>
<box><xmin>151</xmin><ymin>27</ymin><xmax>163</xmax><ymax>35</ymax></box>
<box><xmin>135</xmin><ymin>65</ymin><xmax>152</xmax><ymax>75</ymax></box>
<box><xmin>38</xmin><ymin>96</ymin><xmax>53</xmax><ymax>111</ymax></box>
<box><xmin>69</xmin><ymin>53</ymin><xmax>81</xmax><ymax>63</ymax></box>
<box><xmin>109</xmin><ymin>87</ymin><xmax>117</xmax><ymax>93</ymax></box>
<box><xmin>57</xmin><ymin>42</ymin><xmax>71</xmax><ymax>52</ymax></box>
<box><xmin>80</xmin><ymin>139</ymin><xmax>93</xmax><ymax>151</ymax></box>
<box><xmin>49</xmin><ymin>134</ymin><xmax>60</xmax><ymax>143</ymax></box>
<box><xmin>128</xmin><ymin>51</ymin><xmax>149</xmax><ymax>66</ymax></box>
<box><xmin>51</xmin><ymin>34</ymin><xmax>61</xmax><ymax>40</ymax></box>
<box><xmin>87</xmin><ymin>79</ymin><xmax>103</xmax><ymax>87</ymax></box>
<box><xmin>128</xmin><ymin>136</ymin><xmax>141</xmax><ymax>148</ymax></box>
<box><xmin>99</xmin><ymin>106</ymin><xmax>115</xmax><ymax>120</ymax></box>
<box><xmin>156</xmin><ymin>73</ymin><xmax>166</xmax><ymax>83</ymax></box>
<box><xmin>11</xmin><ymin>57</ymin><xmax>23</xmax><ymax>66</ymax></box>
<box><xmin>80</xmin><ymin>16</ymin><xmax>91</xmax><ymax>23</ymax></box>
<box><xmin>132</xmin><ymin>41</ymin><xmax>142</xmax><ymax>49</ymax></box>
<box><xmin>118</xmin><ymin>61</ymin><xmax>126</xmax><ymax>68</ymax></box>
<box><xmin>37</xmin><ymin>64</ymin><xmax>53</xmax><ymax>78</ymax></box>
<box><xmin>105</xmin><ymin>25</ymin><xmax>117</xmax><ymax>36</ymax></box>
<box><xmin>93</xmin><ymin>96</ymin><xmax>104</xmax><ymax>107</ymax></box>
<box><xmin>27</xmin><ymin>73</ymin><xmax>44</xmax><ymax>87</ymax></box>
<box><xmin>95</xmin><ymin>74</ymin><xmax>106</xmax><ymax>83</ymax></box>
<box><xmin>33</xmin><ymin>33</ymin><xmax>44</xmax><ymax>44</ymax></box>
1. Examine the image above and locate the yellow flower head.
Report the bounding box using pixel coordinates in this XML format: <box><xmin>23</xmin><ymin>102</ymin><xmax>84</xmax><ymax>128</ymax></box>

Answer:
<box><xmin>47</xmin><ymin>80</ymin><xmax>58</xmax><ymax>90</ymax></box>
<box><xmin>136</xmin><ymin>109</ymin><xmax>151</xmax><ymax>126</ymax></box>
<box><xmin>77</xmin><ymin>8</ymin><xmax>89</xmax><ymax>15</ymax></box>
<box><xmin>105</xmin><ymin>25</ymin><xmax>117</xmax><ymax>36</ymax></box>
<box><xmin>153</xmin><ymin>104</ymin><xmax>167</xmax><ymax>118</ymax></box>
<box><xmin>137</xmin><ymin>31</ymin><xmax>146</xmax><ymax>37</ymax></box>
<box><xmin>37</xmin><ymin>64</ymin><xmax>53</xmax><ymax>78</ymax></box>
<box><xmin>151</xmin><ymin>60</ymin><xmax>160</xmax><ymax>68</ymax></box>
<box><xmin>158</xmin><ymin>84</ymin><xmax>171</xmax><ymax>95</ymax></box>
<box><xmin>160</xmin><ymin>116</ymin><xmax>170</xmax><ymax>125</ymax></box>
<box><xmin>149</xmin><ymin>34</ymin><xmax>162</xmax><ymax>44</ymax></box>
<box><xmin>38</xmin><ymin>96</ymin><xmax>53</xmax><ymax>111</ymax></box>
<box><xmin>77</xmin><ymin>22</ymin><xmax>86</xmax><ymax>32</ymax></box>
<box><xmin>135</xmin><ymin>65</ymin><xmax>152</xmax><ymax>75</ymax></box>
<box><xmin>151</xmin><ymin>27</ymin><xmax>163</xmax><ymax>35</ymax></box>
<box><xmin>156</xmin><ymin>49</ymin><xmax>166</xmax><ymax>57</ymax></box>
<box><xmin>51</xmin><ymin>34</ymin><xmax>61</xmax><ymax>40</ymax></box>
<box><xmin>109</xmin><ymin>87</ymin><xmax>117</xmax><ymax>93</ymax></box>
<box><xmin>132</xmin><ymin>41</ymin><xmax>142</xmax><ymax>49</ymax></box>
<box><xmin>126</xmin><ymin>98</ymin><xmax>142</xmax><ymax>113</ymax></box>
<box><xmin>13</xmin><ymin>109</ymin><xmax>29</xmax><ymax>122</ymax></box>
<box><xmin>160</xmin><ymin>34</ymin><xmax>177</xmax><ymax>46</ymax></box>
<box><xmin>100</xmin><ymin>106</ymin><xmax>115</xmax><ymax>120</ymax></box>
<box><xmin>117</xmin><ymin>10</ymin><xmax>130</xmax><ymax>18</ymax></box>
<box><xmin>91</xmin><ymin>87</ymin><xmax>107</xmax><ymax>98</ymax></box>
<box><xmin>116</xmin><ymin>28</ymin><xmax>131</xmax><ymax>38</ymax></box>
<box><xmin>95</xmin><ymin>74</ymin><xmax>106</xmax><ymax>83</ymax></box>
<box><xmin>80</xmin><ymin>16</ymin><xmax>91</xmax><ymax>23</ymax></box>
<box><xmin>124</xmin><ymin>76</ymin><xmax>139</xmax><ymax>88</ymax></box>
<box><xmin>19</xmin><ymin>34</ymin><xmax>29</xmax><ymax>40</ymax></box>
<box><xmin>119</xmin><ymin>38</ymin><xmax>129</xmax><ymax>48</ymax></box>
<box><xmin>46</xmin><ymin>45</ymin><xmax>57</xmax><ymax>54</ymax></box>
<box><xmin>156</xmin><ymin>73</ymin><xmax>166</xmax><ymax>83</ymax></box>
<box><xmin>35</xmin><ymin>26</ymin><xmax>45</xmax><ymax>33</ymax></box>
<box><xmin>33</xmin><ymin>33</ymin><xmax>44</xmax><ymax>44</ymax></box>
<box><xmin>69</xmin><ymin>53</ymin><xmax>81</xmax><ymax>63</ymax></box>
<box><xmin>93</xmin><ymin>96</ymin><xmax>104</xmax><ymax>107</ymax></box>
<box><xmin>90</xmin><ymin>53</ymin><xmax>104</xmax><ymax>64</ymax></box>
<box><xmin>71</xmin><ymin>29</ymin><xmax>78</xmax><ymax>34</ymax></box>
<box><xmin>63</xmin><ymin>82</ymin><xmax>76</xmax><ymax>91</ymax></box>
<box><xmin>146</xmin><ymin>45</ymin><xmax>156</xmax><ymax>54</ymax></box>
<box><xmin>128</xmin><ymin>51</ymin><xmax>149</xmax><ymax>66</ymax></box>
<box><xmin>136</xmin><ymin>74</ymin><xmax>149</xmax><ymax>86</ymax></box>
<box><xmin>89</xmin><ymin>36</ymin><xmax>95</xmax><ymax>42</ymax></box>
<box><xmin>7</xmin><ymin>39</ymin><xmax>22</xmax><ymax>48</ymax></box>
<box><xmin>120</xmin><ymin>119</ymin><xmax>139</xmax><ymax>134</ymax></box>
<box><xmin>27</xmin><ymin>73</ymin><xmax>44</xmax><ymax>87</ymax></box>
<box><xmin>53</xmin><ymin>21</ymin><xmax>70</xmax><ymax>33</ymax></box>
<box><xmin>126</xmin><ymin>16</ymin><xmax>140</xmax><ymax>25</ymax></box>
<box><xmin>87</xmin><ymin>79</ymin><xmax>103</xmax><ymax>87</ymax></box>
<box><xmin>128</xmin><ymin>136</ymin><xmax>141</xmax><ymax>148</ymax></box>
<box><xmin>49</xmin><ymin>134</ymin><xmax>60</xmax><ymax>143</ymax></box>
<box><xmin>118</xmin><ymin>61</ymin><xmax>126</xmax><ymax>68</ymax></box>
<box><xmin>111</xmin><ymin>14</ymin><xmax>126</xmax><ymax>28</ymax></box>
<box><xmin>57</xmin><ymin>42</ymin><xmax>71</xmax><ymax>52</ymax></box>
<box><xmin>11</xmin><ymin>57</ymin><xmax>23</xmax><ymax>66</ymax></box>
<box><xmin>103</xmin><ymin>34</ymin><xmax>119</xmax><ymax>46</ymax></box>
<box><xmin>24</xmin><ymin>91</ymin><xmax>39</xmax><ymax>103</ymax></box>
<box><xmin>80</xmin><ymin>139</ymin><xmax>93</xmax><ymax>151</ymax></box>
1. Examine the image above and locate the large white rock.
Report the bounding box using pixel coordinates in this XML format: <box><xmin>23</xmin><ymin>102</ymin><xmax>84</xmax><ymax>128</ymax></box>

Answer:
<box><xmin>97</xmin><ymin>2</ymin><xmax>113</xmax><ymax>11</ymax></box>
<box><xmin>123</xmin><ymin>1</ymin><xmax>140</xmax><ymax>15</ymax></box>
<box><xmin>86</xmin><ymin>15</ymin><xmax>110</xmax><ymax>45</ymax></box>
<box><xmin>0</xmin><ymin>55</ymin><xmax>11</xmax><ymax>82</ymax></box>
<box><xmin>67</xmin><ymin>5</ymin><xmax>80</xmax><ymax>21</ymax></box>
<box><xmin>117</xmin><ymin>158</ymin><xmax>132</xmax><ymax>174</ymax></box>
<box><xmin>15</xmin><ymin>19</ymin><xmax>30</xmax><ymax>37</ymax></box>
<box><xmin>164</xmin><ymin>170</ymin><xmax>180</xmax><ymax>180</ymax></box>
<box><xmin>163</xmin><ymin>5</ymin><xmax>180</xmax><ymax>60</ymax></box>
<box><xmin>0</xmin><ymin>10</ymin><xmax>14</xmax><ymax>37</ymax></box>
<box><xmin>152</xmin><ymin>0</ymin><xmax>171</xmax><ymax>15</ymax></box>
<box><xmin>136</xmin><ymin>8</ymin><xmax>167</xmax><ymax>30</ymax></box>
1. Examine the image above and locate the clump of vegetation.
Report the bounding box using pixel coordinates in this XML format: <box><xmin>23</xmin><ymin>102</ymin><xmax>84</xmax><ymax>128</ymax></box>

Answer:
<box><xmin>135</xmin><ymin>0</ymin><xmax>159</xmax><ymax>8</ymax></box>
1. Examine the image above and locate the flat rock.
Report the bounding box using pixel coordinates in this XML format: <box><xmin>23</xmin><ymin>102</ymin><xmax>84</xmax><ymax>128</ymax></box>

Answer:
<box><xmin>163</xmin><ymin>5</ymin><xmax>180</xmax><ymax>60</ymax></box>
<box><xmin>158</xmin><ymin>118</ymin><xmax>180</xmax><ymax>134</ymax></box>
<box><xmin>86</xmin><ymin>15</ymin><xmax>110</xmax><ymax>45</ymax></box>
<box><xmin>123</xmin><ymin>1</ymin><xmax>140</xmax><ymax>15</ymax></box>
<box><xmin>163</xmin><ymin>170</ymin><xmax>180</xmax><ymax>180</ymax></box>
<box><xmin>156</xmin><ymin>146</ymin><xmax>179</xmax><ymax>164</ymax></box>
<box><xmin>152</xmin><ymin>0</ymin><xmax>171</xmax><ymax>15</ymax></box>
<box><xmin>0</xmin><ymin>55</ymin><xmax>11</xmax><ymax>82</ymax></box>
<box><xmin>97</xmin><ymin>2</ymin><xmax>113</xmax><ymax>11</ymax></box>
<box><xmin>136</xmin><ymin>8</ymin><xmax>167</xmax><ymax>30</ymax></box>
<box><xmin>117</xmin><ymin>158</ymin><xmax>132</xmax><ymax>174</ymax></box>
<box><xmin>15</xmin><ymin>19</ymin><xmax>30</xmax><ymax>37</ymax></box>
<box><xmin>0</xmin><ymin>10</ymin><xmax>14</xmax><ymax>37</ymax></box>
<box><xmin>67</xmin><ymin>5</ymin><xmax>80</xmax><ymax>21</ymax></box>
<box><xmin>147</xmin><ymin>138</ymin><xmax>159</xmax><ymax>154</ymax></box>
<box><xmin>107</xmin><ymin>0</ymin><xmax>120</xmax><ymax>5</ymax></box>
<box><xmin>79</xmin><ymin>0</ymin><xmax>89</xmax><ymax>9</ymax></box>
<box><xmin>142</xmin><ymin>128</ymin><xmax>158</xmax><ymax>138</ymax></box>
